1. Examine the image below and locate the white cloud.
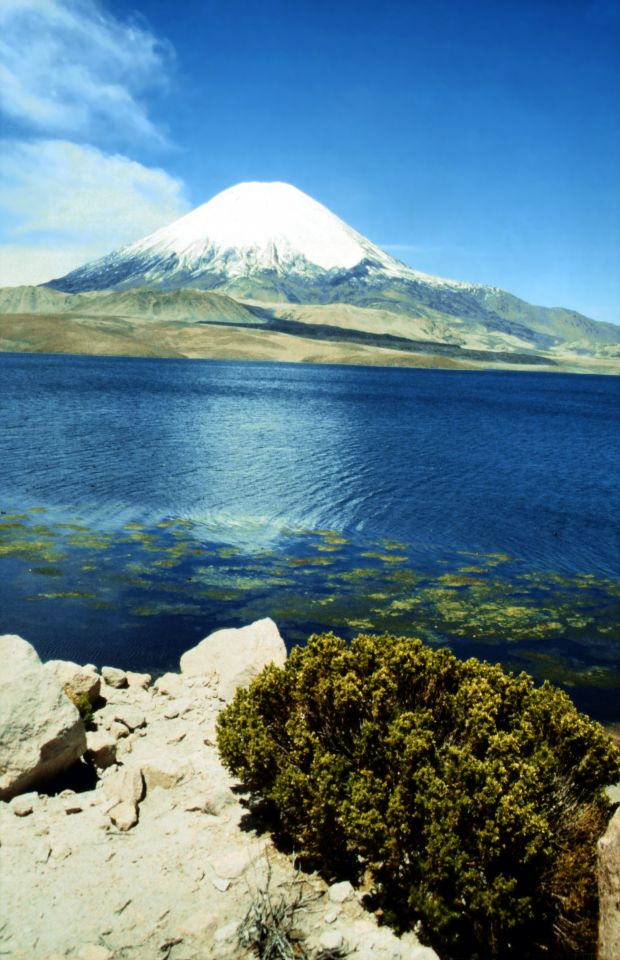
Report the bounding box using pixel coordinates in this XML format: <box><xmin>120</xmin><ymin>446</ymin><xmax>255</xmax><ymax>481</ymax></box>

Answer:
<box><xmin>0</xmin><ymin>2</ymin><xmax>193</xmax><ymax>288</ymax></box>
<box><xmin>381</xmin><ymin>244</ymin><xmax>430</xmax><ymax>256</ymax></box>
<box><xmin>0</xmin><ymin>244</ymin><xmax>101</xmax><ymax>287</ymax></box>
<box><xmin>0</xmin><ymin>0</ymin><xmax>171</xmax><ymax>143</ymax></box>
<box><xmin>0</xmin><ymin>139</ymin><xmax>190</xmax><ymax>285</ymax></box>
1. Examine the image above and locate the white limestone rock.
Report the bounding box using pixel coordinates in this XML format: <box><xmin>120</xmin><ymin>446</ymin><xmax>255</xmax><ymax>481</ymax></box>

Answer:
<box><xmin>211</xmin><ymin>876</ymin><xmax>231</xmax><ymax>892</ymax></box>
<box><xmin>0</xmin><ymin>625</ymin><xmax>444</xmax><ymax>960</ymax></box>
<box><xmin>101</xmin><ymin>666</ymin><xmax>127</xmax><ymax>689</ymax></box>
<box><xmin>211</xmin><ymin>842</ymin><xmax>266</xmax><ymax>880</ymax></box>
<box><xmin>0</xmin><ymin>635</ymin><xmax>86</xmax><ymax>800</ymax></box>
<box><xmin>112</xmin><ymin>704</ymin><xmax>146</xmax><ymax>732</ymax></box>
<box><xmin>125</xmin><ymin>671</ymin><xmax>151</xmax><ymax>690</ymax></box>
<box><xmin>186</xmin><ymin>783</ymin><xmax>235</xmax><ymax>816</ymax></box>
<box><xmin>102</xmin><ymin>764</ymin><xmax>144</xmax><ymax>807</ymax></box>
<box><xmin>163</xmin><ymin>697</ymin><xmax>193</xmax><ymax>719</ymax></box>
<box><xmin>116</xmin><ymin>737</ymin><xmax>133</xmax><ymax>761</ymax></box>
<box><xmin>108</xmin><ymin>800</ymin><xmax>138</xmax><ymax>831</ymax></box>
<box><xmin>45</xmin><ymin>660</ymin><xmax>101</xmax><ymax>705</ymax></box>
<box><xmin>10</xmin><ymin>792</ymin><xmax>38</xmax><ymax>817</ymax></box>
<box><xmin>1</xmin><ymin>633</ymin><xmax>40</xmax><ymax>680</ymax></box>
<box><xmin>598</xmin><ymin>806</ymin><xmax>620</xmax><ymax>960</ymax></box>
<box><xmin>180</xmin><ymin>617</ymin><xmax>286</xmax><ymax>702</ymax></box>
<box><xmin>85</xmin><ymin>730</ymin><xmax>117</xmax><ymax>770</ymax></box>
<box><xmin>142</xmin><ymin>757</ymin><xmax>186</xmax><ymax>790</ymax></box>
<box><xmin>108</xmin><ymin>720</ymin><xmax>130</xmax><ymax>740</ymax></box>
<box><xmin>347</xmin><ymin>920</ymin><xmax>438</xmax><ymax>959</ymax></box>
<box><xmin>320</xmin><ymin>929</ymin><xmax>344</xmax><ymax>952</ymax></box>
<box><xmin>328</xmin><ymin>880</ymin><xmax>354</xmax><ymax>903</ymax></box>
<box><xmin>605</xmin><ymin>780</ymin><xmax>620</xmax><ymax>804</ymax></box>
<box><xmin>153</xmin><ymin>672</ymin><xmax>187</xmax><ymax>698</ymax></box>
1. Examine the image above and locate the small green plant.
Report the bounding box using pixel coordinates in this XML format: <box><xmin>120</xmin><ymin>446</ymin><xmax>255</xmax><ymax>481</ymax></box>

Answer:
<box><xmin>238</xmin><ymin>860</ymin><xmax>328</xmax><ymax>959</ymax></box>
<box><xmin>239</xmin><ymin>880</ymin><xmax>304</xmax><ymax>959</ymax></box>
<box><xmin>64</xmin><ymin>685</ymin><xmax>94</xmax><ymax>728</ymax></box>
<box><xmin>217</xmin><ymin>632</ymin><xmax>620</xmax><ymax>960</ymax></box>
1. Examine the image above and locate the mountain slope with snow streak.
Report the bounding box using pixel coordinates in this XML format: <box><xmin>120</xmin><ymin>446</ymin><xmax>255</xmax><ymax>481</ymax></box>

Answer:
<box><xmin>46</xmin><ymin>181</ymin><xmax>619</xmax><ymax>354</ymax></box>
<box><xmin>47</xmin><ymin>181</ymin><xmax>479</xmax><ymax>296</ymax></box>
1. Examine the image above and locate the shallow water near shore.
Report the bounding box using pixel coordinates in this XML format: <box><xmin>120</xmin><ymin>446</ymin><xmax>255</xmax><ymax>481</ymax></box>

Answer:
<box><xmin>1</xmin><ymin>353</ymin><xmax>618</xmax><ymax>720</ymax></box>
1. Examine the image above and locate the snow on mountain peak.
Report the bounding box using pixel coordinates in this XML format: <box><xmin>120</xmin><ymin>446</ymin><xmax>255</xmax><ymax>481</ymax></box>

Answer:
<box><xmin>127</xmin><ymin>180</ymin><xmax>393</xmax><ymax>273</ymax></box>
<box><xmin>48</xmin><ymin>180</ymin><xmax>484</xmax><ymax>296</ymax></box>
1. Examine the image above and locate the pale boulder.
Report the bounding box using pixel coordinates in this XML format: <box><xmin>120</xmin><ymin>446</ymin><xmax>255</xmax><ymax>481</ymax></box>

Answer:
<box><xmin>10</xmin><ymin>792</ymin><xmax>38</xmax><ymax>817</ymax></box>
<box><xmin>319</xmin><ymin>930</ymin><xmax>344</xmax><ymax>952</ymax></box>
<box><xmin>187</xmin><ymin>783</ymin><xmax>235</xmax><ymax>817</ymax></box>
<box><xmin>348</xmin><ymin>921</ymin><xmax>438</xmax><ymax>959</ymax></box>
<box><xmin>125</xmin><ymin>670</ymin><xmax>151</xmax><ymax>690</ymax></box>
<box><xmin>180</xmin><ymin>618</ymin><xmax>286</xmax><ymax>702</ymax></box>
<box><xmin>211</xmin><ymin>842</ymin><xmax>267</xmax><ymax>880</ymax></box>
<box><xmin>0</xmin><ymin>635</ymin><xmax>86</xmax><ymax>800</ymax></box>
<box><xmin>2</xmin><ymin>634</ymin><xmax>41</xmax><ymax>680</ymax></box>
<box><xmin>108</xmin><ymin>721</ymin><xmax>130</xmax><ymax>741</ymax></box>
<box><xmin>328</xmin><ymin>880</ymin><xmax>354</xmax><ymax>903</ymax></box>
<box><xmin>112</xmin><ymin>705</ymin><xmax>146</xmax><ymax>732</ymax></box>
<box><xmin>85</xmin><ymin>730</ymin><xmax>117</xmax><ymax>770</ymax></box>
<box><xmin>102</xmin><ymin>764</ymin><xmax>144</xmax><ymax>807</ymax></box>
<box><xmin>101</xmin><ymin>666</ymin><xmax>127</xmax><ymax>689</ymax></box>
<box><xmin>142</xmin><ymin>757</ymin><xmax>186</xmax><ymax>791</ymax></box>
<box><xmin>153</xmin><ymin>672</ymin><xmax>187</xmax><ymax>698</ymax></box>
<box><xmin>598</xmin><ymin>806</ymin><xmax>620</xmax><ymax>960</ymax></box>
<box><xmin>108</xmin><ymin>799</ymin><xmax>138</xmax><ymax>831</ymax></box>
<box><xmin>44</xmin><ymin>660</ymin><xmax>100</xmax><ymax>705</ymax></box>
<box><xmin>605</xmin><ymin>780</ymin><xmax>620</xmax><ymax>804</ymax></box>
<box><xmin>211</xmin><ymin>876</ymin><xmax>230</xmax><ymax>892</ymax></box>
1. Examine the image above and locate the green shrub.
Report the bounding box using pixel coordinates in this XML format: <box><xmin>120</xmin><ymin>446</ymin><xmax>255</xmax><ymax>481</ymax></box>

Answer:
<box><xmin>64</xmin><ymin>684</ymin><xmax>94</xmax><ymax>728</ymax></box>
<box><xmin>216</xmin><ymin>632</ymin><xmax>620</xmax><ymax>960</ymax></box>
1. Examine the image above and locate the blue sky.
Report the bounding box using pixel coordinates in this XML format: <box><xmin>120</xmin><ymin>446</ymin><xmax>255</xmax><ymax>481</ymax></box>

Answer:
<box><xmin>0</xmin><ymin>0</ymin><xmax>618</xmax><ymax>324</ymax></box>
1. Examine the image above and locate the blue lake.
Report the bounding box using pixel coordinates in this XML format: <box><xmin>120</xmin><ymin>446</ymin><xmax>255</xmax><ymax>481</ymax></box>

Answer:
<box><xmin>1</xmin><ymin>353</ymin><xmax>618</xmax><ymax>720</ymax></box>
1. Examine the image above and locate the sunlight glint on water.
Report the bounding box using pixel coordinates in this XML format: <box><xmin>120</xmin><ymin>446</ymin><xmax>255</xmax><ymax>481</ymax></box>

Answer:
<box><xmin>0</xmin><ymin>354</ymin><xmax>618</xmax><ymax>720</ymax></box>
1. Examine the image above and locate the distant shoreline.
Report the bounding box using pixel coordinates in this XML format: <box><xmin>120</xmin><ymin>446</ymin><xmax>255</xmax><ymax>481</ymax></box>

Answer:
<box><xmin>2</xmin><ymin>314</ymin><xmax>619</xmax><ymax>375</ymax></box>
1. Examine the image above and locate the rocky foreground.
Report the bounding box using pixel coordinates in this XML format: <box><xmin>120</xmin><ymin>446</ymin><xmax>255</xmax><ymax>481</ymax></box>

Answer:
<box><xmin>0</xmin><ymin>620</ymin><xmax>439</xmax><ymax>960</ymax></box>
<box><xmin>1</xmin><ymin>620</ymin><xmax>619</xmax><ymax>960</ymax></box>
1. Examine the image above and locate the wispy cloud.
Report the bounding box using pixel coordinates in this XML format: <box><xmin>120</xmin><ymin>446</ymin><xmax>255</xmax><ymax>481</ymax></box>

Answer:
<box><xmin>381</xmin><ymin>244</ymin><xmax>430</xmax><ymax>256</ymax></box>
<box><xmin>0</xmin><ymin>0</ymin><xmax>172</xmax><ymax>143</ymax></box>
<box><xmin>0</xmin><ymin>1</ymin><xmax>189</xmax><ymax>286</ymax></box>
<box><xmin>0</xmin><ymin>140</ymin><xmax>190</xmax><ymax>285</ymax></box>
<box><xmin>381</xmin><ymin>243</ymin><xmax>468</xmax><ymax>256</ymax></box>
<box><xmin>0</xmin><ymin>244</ymin><xmax>103</xmax><ymax>287</ymax></box>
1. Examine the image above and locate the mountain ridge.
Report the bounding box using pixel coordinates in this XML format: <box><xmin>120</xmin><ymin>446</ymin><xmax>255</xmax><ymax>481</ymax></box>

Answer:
<box><xmin>2</xmin><ymin>284</ymin><xmax>618</xmax><ymax>374</ymax></box>
<box><xmin>37</xmin><ymin>180</ymin><xmax>620</xmax><ymax>360</ymax></box>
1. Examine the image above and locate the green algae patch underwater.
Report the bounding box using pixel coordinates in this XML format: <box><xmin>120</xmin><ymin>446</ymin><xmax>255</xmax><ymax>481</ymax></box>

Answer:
<box><xmin>0</xmin><ymin>509</ymin><xmax>618</xmax><ymax>719</ymax></box>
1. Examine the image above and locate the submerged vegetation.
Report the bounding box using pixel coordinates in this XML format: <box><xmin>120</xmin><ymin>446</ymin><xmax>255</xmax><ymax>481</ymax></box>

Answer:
<box><xmin>1</xmin><ymin>508</ymin><xmax>619</xmax><ymax>715</ymax></box>
<box><xmin>217</xmin><ymin>632</ymin><xmax>620</xmax><ymax>960</ymax></box>
<box><xmin>2</xmin><ymin>505</ymin><xmax>618</xmax><ymax>954</ymax></box>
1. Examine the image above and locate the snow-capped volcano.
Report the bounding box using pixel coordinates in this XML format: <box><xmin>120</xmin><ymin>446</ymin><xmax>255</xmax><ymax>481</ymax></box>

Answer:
<box><xmin>45</xmin><ymin>181</ymin><xmax>620</xmax><ymax>354</ymax></box>
<box><xmin>128</xmin><ymin>181</ymin><xmax>397</xmax><ymax>274</ymax></box>
<box><xmin>47</xmin><ymin>180</ymin><xmax>470</xmax><ymax>297</ymax></box>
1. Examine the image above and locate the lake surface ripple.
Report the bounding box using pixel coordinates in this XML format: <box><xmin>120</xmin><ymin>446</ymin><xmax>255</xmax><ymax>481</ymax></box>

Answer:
<box><xmin>1</xmin><ymin>354</ymin><xmax>618</xmax><ymax>720</ymax></box>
